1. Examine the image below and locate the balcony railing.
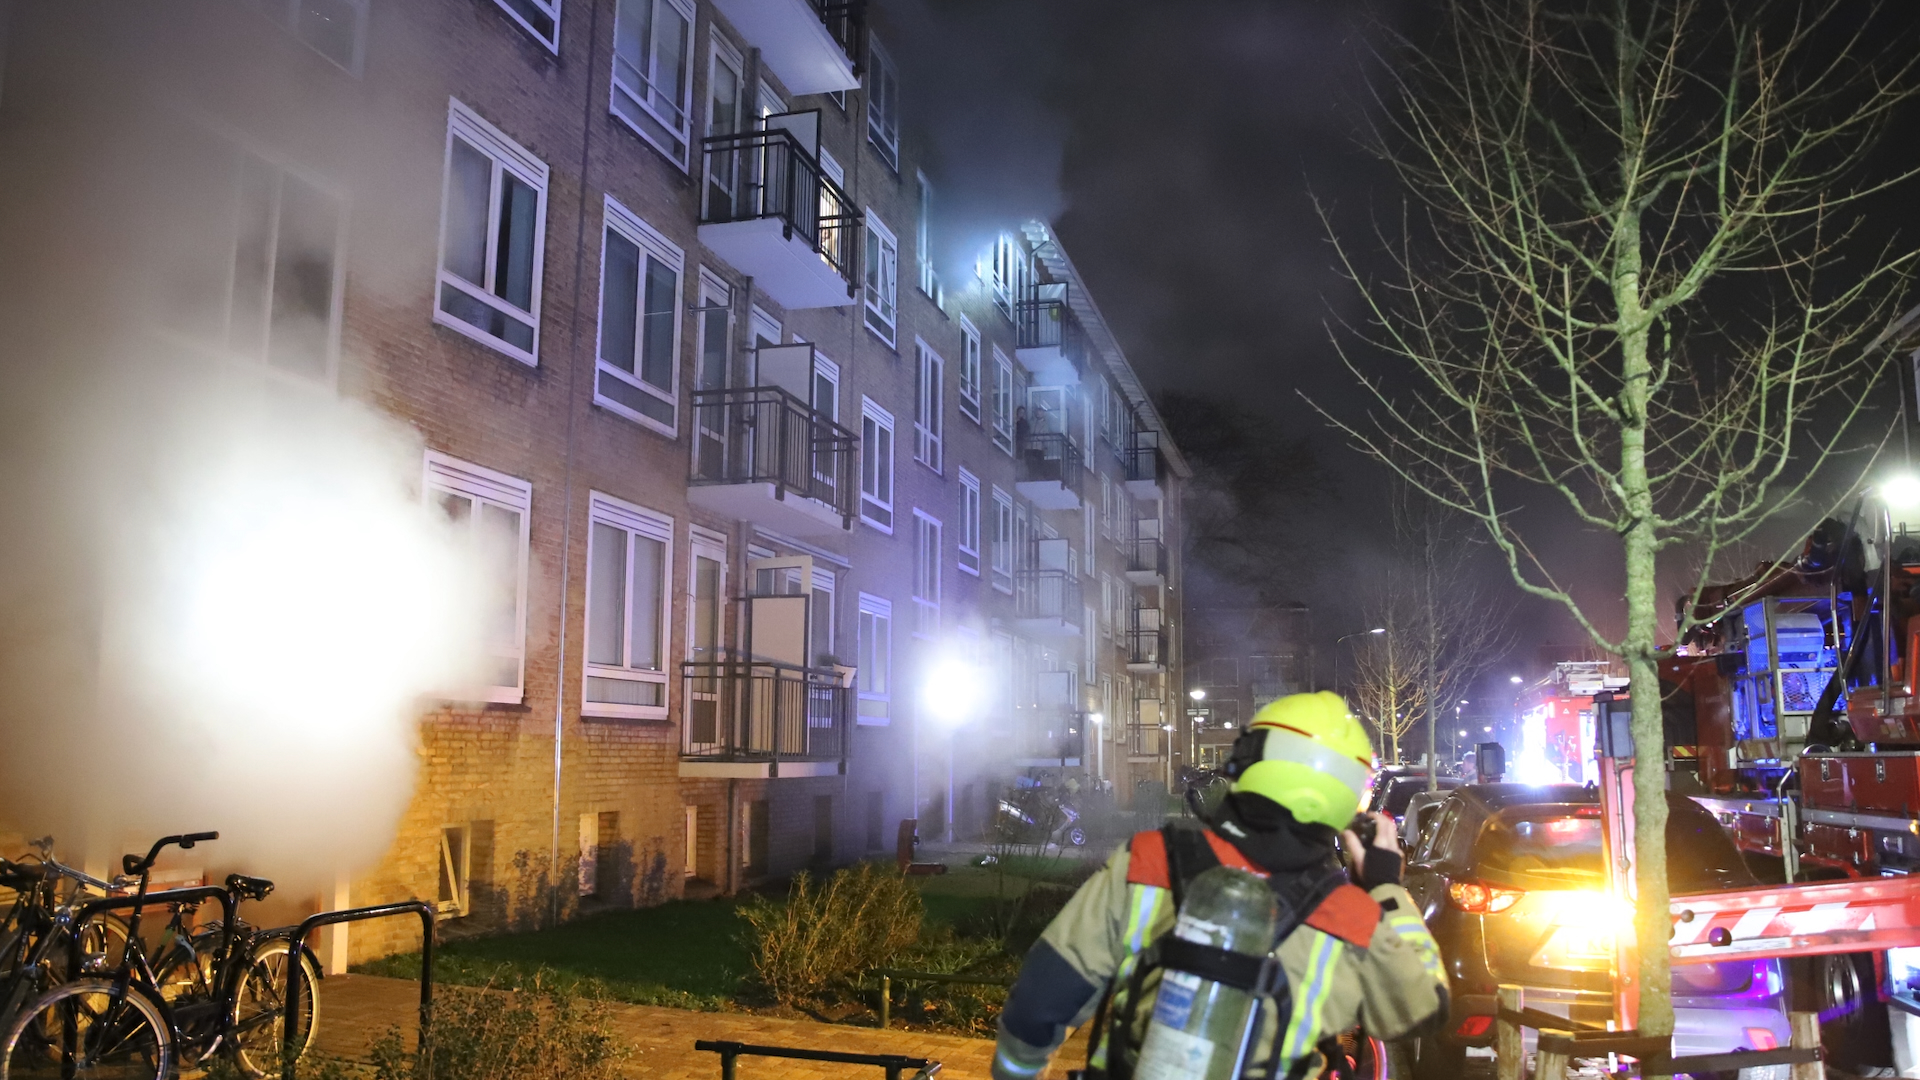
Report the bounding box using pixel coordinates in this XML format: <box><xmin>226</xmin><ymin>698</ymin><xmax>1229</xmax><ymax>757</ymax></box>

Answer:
<box><xmin>700</xmin><ymin>127</ymin><xmax>859</xmax><ymax>287</ymax></box>
<box><xmin>814</xmin><ymin>0</ymin><xmax>867</xmax><ymax>69</ymax></box>
<box><xmin>1017</xmin><ymin>431</ymin><xmax>1084</xmax><ymax>493</ymax></box>
<box><xmin>691</xmin><ymin>386</ymin><xmax>857</xmax><ymax>523</ymax></box>
<box><xmin>1014</xmin><ymin>282</ymin><xmax>1088</xmax><ymax>383</ymax></box>
<box><xmin>1015</xmin><ymin>568</ymin><xmax>1083</xmax><ymax>623</ymax></box>
<box><xmin>1125</xmin><ymin>430</ymin><xmax>1167</xmax><ymax>493</ymax></box>
<box><xmin>682</xmin><ymin>659</ymin><xmax>850</xmax><ymax>761</ymax></box>
<box><xmin>1125</xmin><ymin>536</ymin><xmax>1168</xmax><ymax>582</ymax></box>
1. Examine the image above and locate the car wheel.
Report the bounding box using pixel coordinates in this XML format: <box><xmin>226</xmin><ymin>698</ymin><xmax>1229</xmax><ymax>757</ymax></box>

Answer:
<box><xmin>1411</xmin><ymin>1035</ymin><xmax>1464</xmax><ymax>1080</ymax></box>
<box><xmin>1066</xmin><ymin>826</ymin><xmax>1087</xmax><ymax>847</ymax></box>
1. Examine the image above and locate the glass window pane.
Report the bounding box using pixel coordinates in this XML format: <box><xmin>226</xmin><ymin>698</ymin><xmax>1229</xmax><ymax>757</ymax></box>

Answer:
<box><xmin>588</xmin><ymin>523</ymin><xmax>627</xmax><ymax>666</ymax></box>
<box><xmin>694</xmin><ymin>555</ymin><xmax>721</xmax><ymax>658</ymax></box>
<box><xmin>268</xmin><ymin>172</ymin><xmax>338</xmax><ymax>379</ymax></box>
<box><xmin>811</xmin><ymin>587</ymin><xmax>832</xmax><ymax>663</ymax></box>
<box><xmin>656</xmin><ymin>4</ymin><xmax>690</xmax><ymax>123</ymax></box>
<box><xmin>640</xmin><ymin>255</ymin><xmax>677</xmax><ymax>392</ymax></box>
<box><xmin>437</xmin><ymin>491</ymin><xmax>473</xmax><ymax>526</ymax></box>
<box><xmin>698</xmin><ymin>306</ymin><xmax>729</xmax><ymax>390</ymax></box>
<box><xmin>872</xmin><ymin>615</ymin><xmax>889</xmax><ymax>694</ymax></box>
<box><xmin>614</xmin><ymin>0</ymin><xmax>652</xmax><ymax>94</ymax></box>
<box><xmin>496</xmin><ymin>173</ymin><xmax>538</xmax><ymax>310</ymax></box>
<box><xmin>478</xmin><ymin>504</ymin><xmax>521</xmax><ymax>655</ymax></box>
<box><xmin>445</xmin><ymin>139</ymin><xmax>491</xmax><ymax>285</ymax></box>
<box><xmin>600</xmin><ymin>230</ymin><xmax>640</xmax><ymax>375</ymax></box>
<box><xmin>629</xmin><ymin>535</ymin><xmax>664</xmax><ymax>671</ymax></box>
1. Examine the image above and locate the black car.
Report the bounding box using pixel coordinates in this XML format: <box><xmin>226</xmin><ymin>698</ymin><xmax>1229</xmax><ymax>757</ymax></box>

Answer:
<box><xmin>1402</xmin><ymin>784</ymin><xmax>1787</xmax><ymax>1078</ymax></box>
<box><xmin>1365</xmin><ymin>768</ymin><xmax>1462</xmax><ymax>826</ymax></box>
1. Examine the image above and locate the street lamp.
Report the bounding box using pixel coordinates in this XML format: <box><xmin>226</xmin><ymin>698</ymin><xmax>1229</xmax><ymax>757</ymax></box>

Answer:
<box><xmin>1333</xmin><ymin>627</ymin><xmax>1387</xmax><ymax>693</ymax></box>
<box><xmin>1188</xmin><ymin>688</ymin><xmax>1206</xmax><ymax>702</ymax></box>
<box><xmin>1509</xmin><ymin>675</ymin><xmax>1523</xmax><ymax>685</ymax></box>
<box><xmin>921</xmin><ymin>653</ymin><xmax>986</xmax><ymax>844</ymax></box>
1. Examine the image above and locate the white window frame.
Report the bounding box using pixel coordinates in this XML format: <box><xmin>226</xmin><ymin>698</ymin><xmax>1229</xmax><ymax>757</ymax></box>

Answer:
<box><xmin>703</xmin><ymin>33</ymin><xmax>747</xmax><ymax>214</ymax></box>
<box><xmin>811</xmin><ymin>566</ymin><xmax>837</xmax><ymax>664</ymax></box>
<box><xmin>425</xmin><ymin>451</ymin><xmax>532</xmax><ymax>704</ymax></box>
<box><xmin>957</xmin><ymin>469</ymin><xmax>981</xmax><ymax>576</ymax></box>
<box><xmin>860</xmin><ymin>397</ymin><xmax>895</xmax><ymax>533</ymax></box>
<box><xmin>864</xmin><ymin>210</ymin><xmax>898</xmax><ymax>346</ymax></box>
<box><xmin>437</xmin><ymin>823</ymin><xmax>471</xmax><ymax>916</ymax></box>
<box><xmin>217</xmin><ymin>146</ymin><xmax>347</xmax><ymax>384</ymax></box>
<box><xmin>957</xmin><ymin>315</ymin><xmax>982</xmax><ymax>423</ymax></box>
<box><xmin>435</xmin><ymin>99</ymin><xmax>550</xmax><ymax>366</ymax></box>
<box><xmin>262</xmin><ymin>0</ymin><xmax>371</xmax><ymax>73</ymax></box>
<box><xmin>582</xmin><ymin>492</ymin><xmax>675</xmax><ymax>721</ymax></box>
<box><xmin>857</xmin><ymin>593</ymin><xmax>893</xmax><ymax>725</ymax></box>
<box><xmin>1100</xmin><ymin>474</ymin><xmax>1114</xmax><ymax>539</ymax></box>
<box><xmin>686</xmin><ymin>526</ymin><xmax>728</xmax><ymax>662</ymax></box>
<box><xmin>912</xmin><ymin>511</ymin><xmax>941</xmax><ymax>638</ymax></box>
<box><xmin>611</xmin><ymin>0</ymin><xmax>697</xmax><ymax>170</ymax></box>
<box><xmin>991</xmin><ymin>346</ymin><xmax>1015</xmax><ymax>453</ymax></box>
<box><xmin>1101</xmin><ymin>573</ymin><xmax>1116</xmax><ymax>640</ymax></box>
<box><xmin>916</xmin><ymin>172</ymin><xmax>936</xmax><ymax>300</ymax></box>
<box><xmin>1084</xmin><ymin>607</ymin><xmax>1098</xmax><ymax>681</ymax></box>
<box><xmin>491</xmin><ymin>0</ymin><xmax>560</xmax><ymax>51</ymax></box>
<box><xmin>694</xmin><ymin>270</ymin><xmax>732</xmax><ymax>391</ymax></box>
<box><xmin>990</xmin><ymin>486</ymin><xmax>1015</xmax><ymax>594</ymax></box>
<box><xmin>914</xmin><ymin>338</ymin><xmax>944</xmax><ymax>474</ymax></box>
<box><xmin>866</xmin><ymin>36</ymin><xmax>899</xmax><ymax>171</ymax></box>
<box><xmin>594</xmin><ymin>196</ymin><xmax>684</xmax><ymax>435</ymax></box>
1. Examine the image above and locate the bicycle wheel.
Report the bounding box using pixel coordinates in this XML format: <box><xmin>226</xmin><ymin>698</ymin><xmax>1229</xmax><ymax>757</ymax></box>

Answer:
<box><xmin>227</xmin><ymin>938</ymin><xmax>319</xmax><ymax>1079</ymax></box>
<box><xmin>0</xmin><ymin>978</ymin><xmax>170</xmax><ymax>1080</ymax></box>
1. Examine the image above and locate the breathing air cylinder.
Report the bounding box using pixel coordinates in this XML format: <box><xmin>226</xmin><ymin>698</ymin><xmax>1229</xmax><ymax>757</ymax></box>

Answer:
<box><xmin>1134</xmin><ymin>865</ymin><xmax>1280</xmax><ymax>1080</ymax></box>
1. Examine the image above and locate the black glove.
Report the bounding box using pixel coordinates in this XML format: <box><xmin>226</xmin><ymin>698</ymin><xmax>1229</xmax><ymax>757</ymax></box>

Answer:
<box><xmin>1359</xmin><ymin>846</ymin><xmax>1402</xmax><ymax>890</ymax></box>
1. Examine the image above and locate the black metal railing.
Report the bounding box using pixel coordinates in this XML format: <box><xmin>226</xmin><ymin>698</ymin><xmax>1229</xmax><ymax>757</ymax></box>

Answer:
<box><xmin>691</xmin><ymin>386</ymin><xmax>857</xmax><ymax>523</ymax></box>
<box><xmin>812</xmin><ymin>0</ymin><xmax>868</xmax><ymax>71</ymax></box>
<box><xmin>1125</xmin><ymin>430</ymin><xmax>1166</xmax><ymax>488</ymax></box>
<box><xmin>1128</xmin><ymin>627</ymin><xmax>1168</xmax><ymax>668</ymax></box>
<box><xmin>1012</xmin><ymin>722</ymin><xmax>1084</xmax><ymax>764</ymax></box>
<box><xmin>1016</xmin><ymin>431</ymin><xmax>1084</xmax><ymax>494</ymax></box>
<box><xmin>1126</xmin><ymin>536</ymin><xmax>1168</xmax><ymax>579</ymax></box>
<box><xmin>1015</xmin><ymin>568</ymin><xmax>1083</xmax><ymax>623</ymax></box>
<box><xmin>1014</xmin><ymin>282</ymin><xmax>1089</xmax><ymax>374</ymax></box>
<box><xmin>682</xmin><ymin>659</ymin><xmax>850</xmax><ymax>761</ymax></box>
<box><xmin>700</xmin><ymin>127</ymin><xmax>859</xmax><ymax>287</ymax></box>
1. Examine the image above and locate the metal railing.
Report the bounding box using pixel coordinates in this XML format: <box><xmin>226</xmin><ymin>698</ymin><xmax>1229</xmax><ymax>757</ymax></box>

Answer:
<box><xmin>696</xmin><ymin>1040</ymin><xmax>937</xmax><ymax>1080</ymax></box>
<box><xmin>1015</xmin><ymin>568</ymin><xmax>1083</xmax><ymax>623</ymax></box>
<box><xmin>1126</xmin><ymin>430</ymin><xmax>1166</xmax><ymax>487</ymax></box>
<box><xmin>1126</xmin><ymin>536</ymin><xmax>1167</xmax><ymax>579</ymax></box>
<box><xmin>1011</xmin><ymin>722</ymin><xmax>1084</xmax><ymax>764</ymax></box>
<box><xmin>1014</xmin><ymin>282</ymin><xmax>1089</xmax><ymax>375</ymax></box>
<box><xmin>1016</xmin><ymin>431</ymin><xmax>1084</xmax><ymax>494</ymax></box>
<box><xmin>1128</xmin><ymin>626</ymin><xmax>1167</xmax><ymax>668</ymax></box>
<box><xmin>682</xmin><ymin>659</ymin><xmax>850</xmax><ymax>761</ymax></box>
<box><xmin>691</xmin><ymin>386</ymin><xmax>857</xmax><ymax>523</ymax></box>
<box><xmin>812</xmin><ymin>0</ymin><xmax>868</xmax><ymax>70</ymax></box>
<box><xmin>700</xmin><ymin>127</ymin><xmax>860</xmax><ymax>286</ymax></box>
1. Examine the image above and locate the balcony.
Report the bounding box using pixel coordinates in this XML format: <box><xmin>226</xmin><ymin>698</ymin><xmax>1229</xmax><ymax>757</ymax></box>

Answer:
<box><xmin>1128</xmin><ymin>607</ymin><xmax>1166</xmax><ymax>674</ymax></box>
<box><xmin>680</xmin><ymin>660</ymin><xmax>850</xmax><ymax>778</ymax></box>
<box><xmin>1013</xmin><ymin>282</ymin><xmax>1087</xmax><ymax>386</ymax></box>
<box><xmin>1125</xmin><ymin>430</ymin><xmax>1167</xmax><ymax>501</ymax></box>
<box><xmin>698</xmin><ymin>125</ymin><xmax>859</xmax><ymax>310</ymax></box>
<box><xmin>1011</xmin><ymin>723</ymin><xmax>1085</xmax><ymax>768</ymax></box>
<box><xmin>1015</xmin><ymin>432</ymin><xmax>1084</xmax><ymax>510</ymax></box>
<box><xmin>689</xmin><ymin>386</ymin><xmax>857</xmax><ymax>537</ymax></box>
<box><xmin>1124</xmin><ymin>535</ymin><xmax>1167</xmax><ymax>587</ymax></box>
<box><xmin>707</xmin><ymin>0</ymin><xmax>863</xmax><ymax>96</ymax></box>
<box><xmin>1014</xmin><ymin>568</ymin><xmax>1083</xmax><ymax>638</ymax></box>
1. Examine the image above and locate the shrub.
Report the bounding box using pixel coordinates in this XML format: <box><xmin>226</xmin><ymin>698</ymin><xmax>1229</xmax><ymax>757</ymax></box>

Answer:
<box><xmin>366</xmin><ymin>972</ymin><xmax>629</xmax><ymax>1080</ymax></box>
<box><xmin>737</xmin><ymin>863</ymin><xmax>922</xmax><ymax>1005</ymax></box>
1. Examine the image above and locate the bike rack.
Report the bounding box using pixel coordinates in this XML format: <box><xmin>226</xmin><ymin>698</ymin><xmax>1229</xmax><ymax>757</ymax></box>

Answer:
<box><xmin>72</xmin><ymin>886</ymin><xmax>237</xmax><ymax>978</ymax></box>
<box><xmin>281</xmin><ymin>899</ymin><xmax>435</xmax><ymax>1080</ymax></box>
<box><xmin>694</xmin><ymin>1040</ymin><xmax>941</xmax><ymax>1080</ymax></box>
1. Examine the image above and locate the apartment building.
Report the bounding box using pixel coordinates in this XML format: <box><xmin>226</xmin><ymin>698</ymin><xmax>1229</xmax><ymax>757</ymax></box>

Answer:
<box><xmin>0</xmin><ymin>0</ymin><xmax>1188</xmax><ymax>962</ymax></box>
<box><xmin>1184</xmin><ymin>604</ymin><xmax>1314</xmax><ymax>769</ymax></box>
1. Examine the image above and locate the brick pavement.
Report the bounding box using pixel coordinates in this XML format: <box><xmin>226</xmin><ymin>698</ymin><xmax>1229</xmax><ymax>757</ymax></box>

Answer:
<box><xmin>314</xmin><ymin>975</ymin><xmax>1090</xmax><ymax>1080</ymax></box>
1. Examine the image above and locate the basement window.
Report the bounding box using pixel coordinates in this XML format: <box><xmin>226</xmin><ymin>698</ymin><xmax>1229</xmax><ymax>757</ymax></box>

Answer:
<box><xmin>437</xmin><ymin>824</ymin><xmax>470</xmax><ymax>917</ymax></box>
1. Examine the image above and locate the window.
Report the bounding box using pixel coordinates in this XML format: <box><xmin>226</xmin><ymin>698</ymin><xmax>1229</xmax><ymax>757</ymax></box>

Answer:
<box><xmin>916</xmin><ymin>172</ymin><xmax>938</xmax><ymax>300</ymax></box>
<box><xmin>1100</xmin><ymin>474</ymin><xmax>1113</xmax><ymax>538</ymax></box>
<box><xmin>957</xmin><ymin>469</ymin><xmax>981</xmax><ymax>576</ymax></box>
<box><xmin>225</xmin><ymin>153</ymin><xmax>342</xmax><ymax>381</ymax></box>
<box><xmin>695</xmin><ymin>271</ymin><xmax>731</xmax><ymax>391</ymax></box>
<box><xmin>703</xmin><ymin>35</ymin><xmax>745</xmax><ymax>217</ymax></box>
<box><xmin>858</xmin><ymin>594</ymin><xmax>892</xmax><ymax>723</ymax></box>
<box><xmin>261</xmin><ymin>0</ymin><xmax>369</xmax><ymax>72</ymax></box>
<box><xmin>426</xmin><ymin>452</ymin><xmax>531</xmax><ymax>703</ymax></box>
<box><xmin>985</xmin><ymin>233</ymin><xmax>1028</xmax><ymax>319</ymax></box>
<box><xmin>578</xmin><ymin>811</ymin><xmax>619</xmax><ymax>897</ymax></box>
<box><xmin>957</xmin><ymin>316</ymin><xmax>982</xmax><ymax>423</ymax></box>
<box><xmin>866</xmin><ymin>37</ymin><xmax>899</xmax><ymax>171</ymax></box>
<box><xmin>594</xmin><ymin>197</ymin><xmax>682</xmax><ymax>433</ymax></box>
<box><xmin>437</xmin><ymin>824</ymin><xmax>470</xmax><ymax>915</ymax></box>
<box><xmin>913</xmin><ymin>512</ymin><xmax>941</xmax><ymax>637</ymax></box>
<box><xmin>991</xmin><ymin>347</ymin><xmax>1015</xmax><ymax>453</ymax></box>
<box><xmin>491</xmin><ymin>0</ymin><xmax>559</xmax><ymax>50</ymax></box>
<box><xmin>688</xmin><ymin>529</ymin><xmax>726</xmax><ymax>662</ymax></box>
<box><xmin>584</xmin><ymin>493</ymin><xmax>673</xmax><ymax>719</ymax></box>
<box><xmin>991</xmin><ymin>486</ymin><xmax>1015</xmax><ymax>592</ymax></box>
<box><xmin>436</xmin><ymin>100</ymin><xmax>548</xmax><ymax>365</ymax></box>
<box><xmin>914</xmin><ymin>339</ymin><xmax>943</xmax><ymax>473</ymax></box>
<box><xmin>612</xmin><ymin>0</ymin><xmax>695</xmax><ymax>168</ymax></box>
<box><xmin>864</xmin><ymin>211</ymin><xmax>898</xmax><ymax>345</ymax></box>
<box><xmin>1084</xmin><ymin>498</ymin><xmax>1096</xmax><ymax>563</ymax></box>
<box><xmin>1084</xmin><ymin>608</ymin><xmax>1098</xmax><ymax>679</ymax></box>
<box><xmin>1101</xmin><ymin>573</ymin><xmax>1115</xmax><ymax>639</ymax></box>
<box><xmin>860</xmin><ymin>398</ymin><xmax>894</xmax><ymax>532</ymax></box>
<box><xmin>812</xmin><ymin>352</ymin><xmax>840</xmax><ymax>422</ymax></box>
<box><xmin>811</xmin><ymin>566</ymin><xmax>836</xmax><ymax>665</ymax></box>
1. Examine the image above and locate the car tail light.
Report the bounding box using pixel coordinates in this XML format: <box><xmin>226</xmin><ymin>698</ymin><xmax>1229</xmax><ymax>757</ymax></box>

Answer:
<box><xmin>1745</xmin><ymin>1028</ymin><xmax>1778</xmax><ymax>1051</ymax></box>
<box><xmin>1455</xmin><ymin>1015</ymin><xmax>1492</xmax><ymax>1037</ymax></box>
<box><xmin>1448</xmin><ymin>880</ymin><xmax>1524</xmax><ymax>914</ymax></box>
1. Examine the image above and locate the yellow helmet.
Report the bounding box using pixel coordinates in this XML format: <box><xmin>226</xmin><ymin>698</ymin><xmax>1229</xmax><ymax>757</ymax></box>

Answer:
<box><xmin>1228</xmin><ymin>692</ymin><xmax>1376</xmax><ymax>829</ymax></box>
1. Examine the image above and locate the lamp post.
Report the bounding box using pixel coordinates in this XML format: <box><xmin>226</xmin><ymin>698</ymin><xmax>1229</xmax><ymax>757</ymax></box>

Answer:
<box><xmin>922</xmin><ymin>653</ymin><xmax>986</xmax><ymax>844</ymax></box>
<box><xmin>1333</xmin><ymin>627</ymin><xmax>1387</xmax><ymax>695</ymax></box>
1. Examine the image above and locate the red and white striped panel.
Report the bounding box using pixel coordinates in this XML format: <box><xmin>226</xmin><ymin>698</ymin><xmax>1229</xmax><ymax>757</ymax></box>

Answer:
<box><xmin>1669</xmin><ymin>875</ymin><xmax>1920</xmax><ymax>963</ymax></box>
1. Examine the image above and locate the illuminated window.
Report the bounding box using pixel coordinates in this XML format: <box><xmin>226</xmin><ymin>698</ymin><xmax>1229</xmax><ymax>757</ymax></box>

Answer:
<box><xmin>584</xmin><ymin>493</ymin><xmax>673</xmax><ymax>720</ymax></box>
<box><xmin>611</xmin><ymin>0</ymin><xmax>695</xmax><ymax>168</ymax></box>
<box><xmin>425</xmin><ymin>452</ymin><xmax>531</xmax><ymax>704</ymax></box>
<box><xmin>436</xmin><ymin>99</ymin><xmax>548</xmax><ymax>365</ymax></box>
<box><xmin>594</xmin><ymin>196</ymin><xmax>682</xmax><ymax>434</ymax></box>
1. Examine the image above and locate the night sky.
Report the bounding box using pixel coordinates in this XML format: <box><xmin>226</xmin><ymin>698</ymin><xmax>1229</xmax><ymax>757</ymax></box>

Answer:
<box><xmin>894</xmin><ymin>0</ymin><xmax>1920</xmax><ymax>721</ymax></box>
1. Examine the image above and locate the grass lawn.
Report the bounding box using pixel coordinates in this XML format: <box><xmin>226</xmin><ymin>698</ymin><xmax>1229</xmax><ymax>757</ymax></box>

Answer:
<box><xmin>355</xmin><ymin>898</ymin><xmax>752</xmax><ymax>1010</ymax></box>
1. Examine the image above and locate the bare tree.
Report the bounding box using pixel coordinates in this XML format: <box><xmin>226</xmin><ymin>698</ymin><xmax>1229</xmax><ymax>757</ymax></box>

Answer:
<box><xmin>1319</xmin><ymin>0</ymin><xmax>1919</xmax><ymax>1039</ymax></box>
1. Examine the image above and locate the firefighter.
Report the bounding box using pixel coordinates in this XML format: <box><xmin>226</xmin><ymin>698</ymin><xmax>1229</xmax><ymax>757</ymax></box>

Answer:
<box><xmin>991</xmin><ymin>692</ymin><xmax>1448</xmax><ymax>1080</ymax></box>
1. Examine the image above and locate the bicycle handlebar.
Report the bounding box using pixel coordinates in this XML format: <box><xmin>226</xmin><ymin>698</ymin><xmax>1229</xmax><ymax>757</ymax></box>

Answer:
<box><xmin>123</xmin><ymin>831</ymin><xmax>220</xmax><ymax>877</ymax></box>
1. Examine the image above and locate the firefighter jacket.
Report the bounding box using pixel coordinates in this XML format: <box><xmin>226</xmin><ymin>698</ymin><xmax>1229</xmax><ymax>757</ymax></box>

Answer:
<box><xmin>991</xmin><ymin>827</ymin><xmax>1447</xmax><ymax>1080</ymax></box>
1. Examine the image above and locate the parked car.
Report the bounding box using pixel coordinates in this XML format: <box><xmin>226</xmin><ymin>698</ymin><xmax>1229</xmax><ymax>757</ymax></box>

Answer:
<box><xmin>1402</xmin><ymin>783</ymin><xmax>1788</xmax><ymax>1079</ymax></box>
<box><xmin>1365</xmin><ymin>767</ymin><xmax>1463</xmax><ymax>827</ymax></box>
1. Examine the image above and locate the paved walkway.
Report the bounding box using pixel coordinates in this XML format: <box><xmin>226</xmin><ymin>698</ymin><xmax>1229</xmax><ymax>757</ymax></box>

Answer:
<box><xmin>316</xmin><ymin>974</ymin><xmax>1090</xmax><ymax>1080</ymax></box>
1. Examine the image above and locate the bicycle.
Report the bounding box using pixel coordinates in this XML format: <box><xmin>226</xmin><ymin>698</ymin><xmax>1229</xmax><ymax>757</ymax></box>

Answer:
<box><xmin>0</xmin><ymin>839</ymin><xmax>133</xmax><ymax>1030</ymax></box>
<box><xmin>0</xmin><ymin>832</ymin><xmax>320</xmax><ymax>1080</ymax></box>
